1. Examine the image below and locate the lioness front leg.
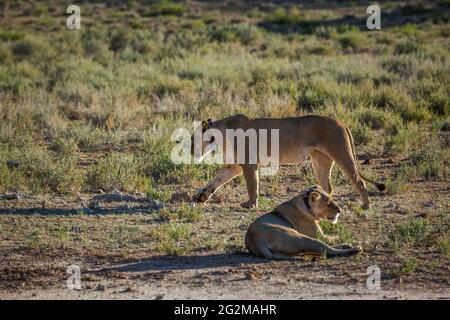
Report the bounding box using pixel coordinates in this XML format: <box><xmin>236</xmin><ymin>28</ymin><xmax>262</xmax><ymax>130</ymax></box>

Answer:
<box><xmin>241</xmin><ymin>164</ymin><xmax>259</xmax><ymax>208</ymax></box>
<box><xmin>310</xmin><ymin>150</ymin><xmax>334</xmax><ymax>195</ymax></box>
<box><xmin>193</xmin><ymin>165</ymin><xmax>242</xmax><ymax>203</ymax></box>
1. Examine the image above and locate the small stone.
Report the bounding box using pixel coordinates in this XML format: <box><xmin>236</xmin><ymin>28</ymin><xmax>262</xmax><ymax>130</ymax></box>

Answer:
<box><xmin>6</xmin><ymin>160</ymin><xmax>20</xmax><ymax>170</ymax></box>
<box><xmin>441</xmin><ymin>120</ymin><xmax>450</xmax><ymax>132</ymax></box>
<box><xmin>82</xmin><ymin>208</ymin><xmax>94</xmax><ymax>214</ymax></box>
<box><xmin>387</xmin><ymin>158</ymin><xmax>397</xmax><ymax>164</ymax></box>
<box><xmin>170</xmin><ymin>191</ymin><xmax>192</xmax><ymax>203</ymax></box>
<box><xmin>89</xmin><ymin>201</ymin><xmax>103</xmax><ymax>210</ymax></box>
<box><xmin>96</xmin><ymin>284</ymin><xmax>106</xmax><ymax>291</ymax></box>
<box><xmin>244</xmin><ymin>272</ymin><xmax>257</xmax><ymax>280</ymax></box>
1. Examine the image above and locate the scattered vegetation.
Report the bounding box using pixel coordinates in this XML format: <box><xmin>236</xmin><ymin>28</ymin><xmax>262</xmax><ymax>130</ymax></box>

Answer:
<box><xmin>0</xmin><ymin>1</ymin><xmax>448</xmax><ymax>289</ymax></box>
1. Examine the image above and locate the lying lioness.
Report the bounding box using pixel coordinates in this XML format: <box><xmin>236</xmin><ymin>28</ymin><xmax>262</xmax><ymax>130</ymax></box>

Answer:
<box><xmin>245</xmin><ymin>186</ymin><xmax>361</xmax><ymax>259</ymax></box>
<box><xmin>193</xmin><ymin>114</ymin><xmax>386</xmax><ymax>209</ymax></box>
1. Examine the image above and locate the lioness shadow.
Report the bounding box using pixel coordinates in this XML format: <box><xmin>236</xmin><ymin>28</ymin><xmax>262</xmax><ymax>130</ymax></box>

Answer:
<box><xmin>94</xmin><ymin>253</ymin><xmax>268</xmax><ymax>273</ymax></box>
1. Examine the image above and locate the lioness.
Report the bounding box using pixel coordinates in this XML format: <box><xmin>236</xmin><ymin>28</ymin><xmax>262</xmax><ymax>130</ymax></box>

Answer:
<box><xmin>245</xmin><ymin>185</ymin><xmax>361</xmax><ymax>259</ymax></box>
<box><xmin>192</xmin><ymin>114</ymin><xmax>386</xmax><ymax>209</ymax></box>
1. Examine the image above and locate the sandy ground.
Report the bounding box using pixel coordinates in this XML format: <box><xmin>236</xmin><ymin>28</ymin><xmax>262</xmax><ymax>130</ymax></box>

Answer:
<box><xmin>1</xmin><ymin>159</ymin><xmax>449</xmax><ymax>300</ymax></box>
<box><xmin>2</xmin><ymin>253</ymin><xmax>449</xmax><ymax>300</ymax></box>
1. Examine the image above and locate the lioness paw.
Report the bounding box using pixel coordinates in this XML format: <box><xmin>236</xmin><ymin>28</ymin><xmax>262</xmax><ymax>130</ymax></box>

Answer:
<box><xmin>361</xmin><ymin>203</ymin><xmax>371</xmax><ymax>210</ymax></box>
<box><xmin>334</xmin><ymin>243</ymin><xmax>353</xmax><ymax>250</ymax></box>
<box><xmin>241</xmin><ymin>200</ymin><xmax>257</xmax><ymax>208</ymax></box>
<box><xmin>193</xmin><ymin>189</ymin><xmax>210</xmax><ymax>203</ymax></box>
<box><xmin>347</xmin><ymin>245</ymin><xmax>362</xmax><ymax>255</ymax></box>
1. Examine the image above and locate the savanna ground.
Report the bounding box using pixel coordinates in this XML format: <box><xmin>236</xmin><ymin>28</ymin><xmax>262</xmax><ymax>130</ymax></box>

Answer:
<box><xmin>0</xmin><ymin>0</ymin><xmax>449</xmax><ymax>299</ymax></box>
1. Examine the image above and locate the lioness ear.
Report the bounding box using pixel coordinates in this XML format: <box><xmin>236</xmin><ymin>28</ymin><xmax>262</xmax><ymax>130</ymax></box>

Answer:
<box><xmin>309</xmin><ymin>191</ymin><xmax>321</xmax><ymax>202</ymax></box>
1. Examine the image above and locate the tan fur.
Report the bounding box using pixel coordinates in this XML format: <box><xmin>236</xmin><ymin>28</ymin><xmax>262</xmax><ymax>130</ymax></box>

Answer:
<box><xmin>245</xmin><ymin>186</ymin><xmax>361</xmax><ymax>259</ymax></box>
<box><xmin>193</xmin><ymin>114</ymin><xmax>386</xmax><ymax>209</ymax></box>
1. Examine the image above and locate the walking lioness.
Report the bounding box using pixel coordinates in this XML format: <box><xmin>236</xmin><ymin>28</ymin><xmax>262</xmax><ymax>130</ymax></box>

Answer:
<box><xmin>192</xmin><ymin>114</ymin><xmax>386</xmax><ymax>209</ymax></box>
<box><xmin>245</xmin><ymin>186</ymin><xmax>361</xmax><ymax>259</ymax></box>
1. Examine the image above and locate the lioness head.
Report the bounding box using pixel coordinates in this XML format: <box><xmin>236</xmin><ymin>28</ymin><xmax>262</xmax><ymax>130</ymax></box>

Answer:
<box><xmin>302</xmin><ymin>185</ymin><xmax>341</xmax><ymax>224</ymax></box>
<box><xmin>191</xmin><ymin>119</ymin><xmax>215</xmax><ymax>157</ymax></box>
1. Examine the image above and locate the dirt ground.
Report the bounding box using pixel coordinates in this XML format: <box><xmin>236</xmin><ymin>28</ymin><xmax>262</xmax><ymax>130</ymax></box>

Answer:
<box><xmin>2</xmin><ymin>254</ymin><xmax>449</xmax><ymax>300</ymax></box>
<box><xmin>1</xmin><ymin>155</ymin><xmax>449</xmax><ymax>300</ymax></box>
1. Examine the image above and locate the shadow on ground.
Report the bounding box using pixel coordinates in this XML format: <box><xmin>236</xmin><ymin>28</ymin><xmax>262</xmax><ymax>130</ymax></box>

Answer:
<box><xmin>93</xmin><ymin>253</ymin><xmax>268</xmax><ymax>273</ymax></box>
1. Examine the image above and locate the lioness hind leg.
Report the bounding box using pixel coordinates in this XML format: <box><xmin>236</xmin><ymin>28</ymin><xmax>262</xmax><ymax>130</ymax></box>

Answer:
<box><xmin>193</xmin><ymin>165</ymin><xmax>242</xmax><ymax>203</ymax></box>
<box><xmin>310</xmin><ymin>150</ymin><xmax>334</xmax><ymax>194</ymax></box>
<box><xmin>256</xmin><ymin>241</ymin><xmax>301</xmax><ymax>260</ymax></box>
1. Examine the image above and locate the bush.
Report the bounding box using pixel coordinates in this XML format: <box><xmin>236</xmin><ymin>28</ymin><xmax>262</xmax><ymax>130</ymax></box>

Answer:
<box><xmin>142</xmin><ymin>0</ymin><xmax>185</xmax><ymax>17</ymax></box>
<box><xmin>391</xmin><ymin>218</ymin><xmax>432</xmax><ymax>246</ymax></box>
<box><xmin>10</xmin><ymin>37</ymin><xmax>51</xmax><ymax>59</ymax></box>
<box><xmin>339</xmin><ymin>32</ymin><xmax>368</xmax><ymax>52</ymax></box>
<box><xmin>109</xmin><ymin>29</ymin><xmax>131</xmax><ymax>52</ymax></box>
<box><xmin>357</xmin><ymin>108</ymin><xmax>388</xmax><ymax>130</ymax></box>
<box><xmin>0</xmin><ymin>144</ymin><xmax>82</xmax><ymax>194</ymax></box>
<box><xmin>86</xmin><ymin>153</ymin><xmax>143</xmax><ymax>192</ymax></box>
<box><xmin>0</xmin><ymin>30</ymin><xmax>26</xmax><ymax>41</ymax></box>
<box><xmin>352</xmin><ymin>123</ymin><xmax>372</xmax><ymax>145</ymax></box>
<box><xmin>414</xmin><ymin>148</ymin><xmax>447</xmax><ymax>180</ymax></box>
<box><xmin>372</xmin><ymin>87</ymin><xmax>431</xmax><ymax>123</ymax></box>
<box><xmin>384</xmin><ymin>123</ymin><xmax>424</xmax><ymax>156</ymax></box>
<box><xmin>394</xmin><ymin>40</ymin><xmax>425</xmax><ymax>55</ymax></box>
<box><xmin>0</xmin><ymin>44</ymin><xmax>12</xmax><ymax>64</ymax></box>
<box><xmin>308</xmin><ymin>44</ymin><xmax>335</xmax><ymax>55</ymax></box>
<box><xmin>209</xmin><ymin>25</ymin><xmax>262</xmax><ymax>45</ymax></box>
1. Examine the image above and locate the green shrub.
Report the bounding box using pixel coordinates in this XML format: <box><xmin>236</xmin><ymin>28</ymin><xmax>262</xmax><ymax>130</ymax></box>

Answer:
<box><xmin>86</xmin><ymin>153</ymin><xmax>143</xmax><ymax>192</ymax></box>
<box><xmin>357</xmin><ymin>108</ymin><xmax>388</xmax><ymax>130</ymax></box>
<box><xmin>0</xmin><ymin>144</ymin><xmax>82</xmax><ymax>194</ymax></box>
<box><xmin>391</xmin><ymin>218</ymin><xmax>432</xmax><ymax>246</ymax></box>
<box><xmin>151</xmin><ymin>222</ymin><xmax>193</xmax><ymax>255</ymax></box>
<box><xmin>381</xmin><ymin>57</ymin><xmax>415</xmax><ymax>78</ymax></box>
<box><xmin>352</xmin><ymin>123</ymin><xmax>372</xmax><ymax>145</ymax></box>
<box><xmin>373</xmin><ymin>87</ymin><xmax>431</xmax><ymax>123</ymax></box>
<box><xmin>0</xmin><ymin>44</ymin><xmax>12</xmax><ymax>64</ymax></box>
<box><xmin>109</xmin><ymin>29</ymin><xmax>131</xmax><ymax>52</ymax></box>
<box><xmin>209</xmin><ymin>25</ymin><xmax>262</xmax><ymax>45</ymax></box>
<box><xmin>10</xmin><ymin>37</ymin><xmax>52</xmax><ymax>60</ymax></box>
<box><xmin>384</xmin><ymin>123</ymin><xmax>424</xmax><ymax>156</ymax></box>
<box><xmin>142</xmin><ymin>0</ymin><xmax>185</xmax><ymax>17</ymax></box>
<box><xmin>297</xmin><ymin>80</ymin><xmax>336</xmax><ymax>111</ymax></box>
<box><xmin>394</xmin><ymin>40</ymin><xmax>425</xmax><ymax>55</ymax></box>
<box><xmin>414</xmin><ymin>148</ymin><xmax>448</xmax><ymax>180</ymax></box>
<box><xmin>0</xmin><ymin>30</ymin><xmax>26</xmax><ymax>41</ymax></box>
<box><xmin>319</xmin><ymin>220</ymin><xmax>354</xmax><ymax>243</ymax></box>
<box><xmin>308</xmin><ymin>44</ymin><xmax>335</xmax><ymax>55</ymax></box>
<box><xmin>436</xmin><ymin>235</ymin><xmax>449</xmax><ymax>256</ymax></box>
<box><xmin>339</xmin><ymin>32</ymin><xmax>368</xmax><ymax>52</ymax></box>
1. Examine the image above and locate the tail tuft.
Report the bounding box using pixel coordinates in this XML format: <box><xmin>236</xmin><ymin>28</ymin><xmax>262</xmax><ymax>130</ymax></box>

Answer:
<box><xmin>376</xmin><ymin>183</ymin><xmax>387</xmax><ymax>192</ymax></box>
